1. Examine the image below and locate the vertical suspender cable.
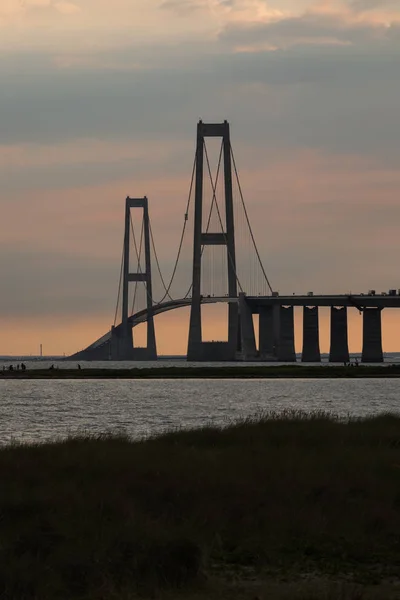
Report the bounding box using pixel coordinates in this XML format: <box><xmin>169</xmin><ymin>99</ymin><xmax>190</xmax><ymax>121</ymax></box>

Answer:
<box><xmin>231</xmin><ymin>146</ymin><xmax>273</xmax><ymax>294</ymax></box>
<box><xmin>204</xmin><ymin>142</ymin><xmax>244</xmax><ymax>294</ymax></box>
<box><xmin>182</xmin><ymin>140</ymin><xmax>224</xmax><ymax>299</ymax></box>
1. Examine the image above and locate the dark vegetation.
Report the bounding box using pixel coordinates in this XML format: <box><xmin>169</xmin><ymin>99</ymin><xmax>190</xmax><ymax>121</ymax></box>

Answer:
<box><xmin>1</xmin><ymin>412</ymin><xmax>400</xmax><ymax>599</ymax></box>
<box><xmin>3</xmin><ymin>364</ymin><xmax>400</xmax><ymax>379</ymax></box>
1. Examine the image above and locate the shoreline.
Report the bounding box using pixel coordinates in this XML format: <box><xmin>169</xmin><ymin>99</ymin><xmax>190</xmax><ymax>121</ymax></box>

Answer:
<box><xmin>2</xmin><ymin>364</ymin><xmax>400</xmax><ymax>379</ymax></box>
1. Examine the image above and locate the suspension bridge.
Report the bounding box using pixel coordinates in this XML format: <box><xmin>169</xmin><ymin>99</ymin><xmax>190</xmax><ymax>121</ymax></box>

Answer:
<box><xmin>71</xmin><ymin>120</ymin><xmax>400</xmax><ymax>363</ymax></box>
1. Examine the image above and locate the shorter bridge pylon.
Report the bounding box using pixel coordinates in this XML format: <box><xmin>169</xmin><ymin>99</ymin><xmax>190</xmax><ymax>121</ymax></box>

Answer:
<box><xmin>111</xmin><ymin>196</ymin><xmax>157</xmax><ymax>361</ymax></box>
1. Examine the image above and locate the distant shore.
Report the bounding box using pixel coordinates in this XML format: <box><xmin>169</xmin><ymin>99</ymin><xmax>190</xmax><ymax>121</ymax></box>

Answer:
<box><xmin>2</xmin><ymin>364</ymin><xmax>400</xmax><ymax>379</ymax></box>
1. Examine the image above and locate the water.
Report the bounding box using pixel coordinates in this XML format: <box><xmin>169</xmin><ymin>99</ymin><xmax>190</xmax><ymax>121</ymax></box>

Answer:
<box><xmin>1</xmin><ymin>377</ymin><xmax>399</xmax><ymax>445</ymax></box>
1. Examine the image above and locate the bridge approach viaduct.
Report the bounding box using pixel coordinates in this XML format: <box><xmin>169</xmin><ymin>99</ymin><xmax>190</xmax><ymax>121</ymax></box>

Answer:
<box><xmin>240</xmin><ymin>293</ymin><xmax>399</xmax><ymax>363</ymax></box>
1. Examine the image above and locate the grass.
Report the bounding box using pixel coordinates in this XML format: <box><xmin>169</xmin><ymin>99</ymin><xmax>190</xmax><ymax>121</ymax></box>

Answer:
<box><xmin>1</xmin><ymin>411</ymin><xmax>400</xmax><ymax>598</ymax></box>
<box><xmin>2</xmin><ymin>364</ymin><xmax>400</xmax><ymax>379</ymax></box>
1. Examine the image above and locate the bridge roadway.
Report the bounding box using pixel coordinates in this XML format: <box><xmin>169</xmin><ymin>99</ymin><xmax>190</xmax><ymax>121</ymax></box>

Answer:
<box><xmin>246</xmin><ymin>294</ymin><xmax>400</xmax><ymax>309</ymax></box>
<box><xmin>241</xmin><ymin>293</ymin><xmax>399</xmax><ymax>364</ymax></box>
<box><xmin>71</xmin><ymin>293</ymin><xmax>398</xmax><ymax>362</ymax></box>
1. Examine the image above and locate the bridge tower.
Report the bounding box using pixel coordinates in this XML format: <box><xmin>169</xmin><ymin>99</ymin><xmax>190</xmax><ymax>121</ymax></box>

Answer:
<box><xmin>187</xmin><ymin>120</ymin><xmax>239</xmax><ymax>361</ymax></box>
<box><xmin>111</xmin><ymin>196</ymin><xmax>157</xmax><ymax>360</ymax></box>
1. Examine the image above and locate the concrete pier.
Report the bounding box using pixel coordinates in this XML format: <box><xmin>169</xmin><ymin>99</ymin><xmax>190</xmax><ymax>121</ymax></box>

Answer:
<box><xmin>259</xmin><ymin>306</ymin><xmax>275</xmax><ymax>360</ymax></box>
<box><xmin>239</xmin><ymin>293</ymin><xmax>257</xmax><ymax>360</ymax></box>
<box><xmin>362</xmin><ymin>308</ymin><xmax>383</xmax><ymax>363</ymax></box>
<box><xmin>329</xmin><ymin>307</ymin><xmax>349</xmax><ymax>363</ymax></box>
<box><xmin>110</xmin><ymin>324</ymin><xmax>133</xmax><ymax>360</ymax></box>
<box><xmin>277</xmin><ymin>306</ymin><xmax>296</xmax><ymax>362</ymax></box>
<box><xmin>237</xmin><ymin>313</ymin><xmax>242</xmax><ymax>354</ymax></box>
<box><xmin>109</xmin><ymin>323</ymin><xmax>157</xmax><ymax>361</ymax></box>
<box><xmin>302</xmin><ymin>307</ymin><xmax>321</xmax><ymax>362</ymax></box>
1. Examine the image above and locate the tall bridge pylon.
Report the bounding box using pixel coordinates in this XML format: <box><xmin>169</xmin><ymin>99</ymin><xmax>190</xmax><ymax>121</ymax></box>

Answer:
<box><xmin>187</xmin><ymin>120</ymin><xmax>239</xmax><ymax>361</ymax></box>
<box><xmin>111</xmin><ymin>196</ymin><xmax>157</xmax><ymax>360</ymax></box>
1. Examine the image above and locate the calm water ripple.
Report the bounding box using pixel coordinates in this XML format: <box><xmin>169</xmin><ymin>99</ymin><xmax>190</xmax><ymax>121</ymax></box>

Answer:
<box><xmin>1</xmin><ymin>378</ymin><xmax>400</xmax><ymax>445</ymax></box>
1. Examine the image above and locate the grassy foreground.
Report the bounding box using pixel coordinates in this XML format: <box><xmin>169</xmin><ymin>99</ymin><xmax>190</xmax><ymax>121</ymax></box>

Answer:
<box><xmin>3</xmin><ymin>364</ymin><xmax>400</xmax><ymax>378</ymax></box>
<box><xmin>1</xmin><ymin>412</ymin><xmax>400</xmax><ymax>599</ymax></box>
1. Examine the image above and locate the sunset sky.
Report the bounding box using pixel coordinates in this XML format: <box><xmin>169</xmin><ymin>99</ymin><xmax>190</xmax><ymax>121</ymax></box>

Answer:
<box><xmin>1</xmin><ymin>0</ymin><xmax>400</xmax><ymax>356</ymax></box>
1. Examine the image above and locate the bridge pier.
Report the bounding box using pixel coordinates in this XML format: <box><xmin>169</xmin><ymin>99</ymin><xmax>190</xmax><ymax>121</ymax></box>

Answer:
<box><xmin>329</xmin><ymin>307</ymin><xmax>349</xmax><ymax>363</ymax></box>
<box><xmin>259</xmin><ymin>306</ymin><xmax>280</xmax><ymax>360</ymax></box>
<box><xmin>302</xmin><ymin>307</ymin><xmax>321</xmax><ymax>362</ymax></box>
<box><xmin>237</xmin><ymin>313</ymin><xmax>242</xmax><ymax>354</ymax></box>
<box><xmin>277</xmin><ymin>306</ymin><xmax>296</xmax><ymax>362</ymax></box>
<box><xmin>110</xmin><ymin>325</ymin><xmax>157</xmax><ymax>361</ymax></box>
<box><xmin>259</xmin><ymin>306</ymin><xmax>275</xmax><ymax>360</ymax></box>
<box><xmin>362</xmin><ymin>308</ymin><xmax>383</xmax><ymax>363</ymax></box>
<box><xmin>110</xmin><ymin>324</ymin><xmax>134</xmax><ymax>360</ymax></box>
<box><xmin>239</xmin><ymin>293</ymin><xmax>257</xmax><ymax>360</ymax></box>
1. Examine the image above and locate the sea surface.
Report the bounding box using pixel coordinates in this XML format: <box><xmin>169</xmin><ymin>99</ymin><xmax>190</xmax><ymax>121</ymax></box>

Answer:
<box><xmin>1</xmin><ymin>372</ymin><xmax>400</xmax><ymax>445</ymax></box>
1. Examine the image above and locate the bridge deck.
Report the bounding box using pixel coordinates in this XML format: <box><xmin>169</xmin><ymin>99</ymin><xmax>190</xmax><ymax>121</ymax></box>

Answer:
<box><xmin>71</xmin><ymin>294</ymin><xmax>400</xmax><ymax>359</ymax></box>
<box><xmin>247</xmin><ymin>295</ymin><xmax>400</xmax><ymax>309</ymax></box>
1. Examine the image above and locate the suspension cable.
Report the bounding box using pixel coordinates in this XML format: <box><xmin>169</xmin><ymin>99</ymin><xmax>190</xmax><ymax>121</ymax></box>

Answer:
<box><xmin>204</xmin><ymin>141</ymin><xmax>244</xmax><ymax>294</ymax></box>
<box><xmin>230</xmin><ymin>146</ymin><xmax>273</xmax><ymax>294</ymax></box>
<box><xmin>152</xmin><ymin>150</ymin><xmax>197</xmax><ymax>305</ymax></box>
<box><xmin>149</xmin><ymin>220</ymin><xmax>174</xmax><ymax>301</ymax></box>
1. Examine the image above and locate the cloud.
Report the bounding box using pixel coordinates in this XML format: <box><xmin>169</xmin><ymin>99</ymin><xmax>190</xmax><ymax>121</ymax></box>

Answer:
<box><xmin>1</xmin><ymin>41</ymin><xmax>399</xmax><ymax>163</ymax></box>
<box><xmin>0</xmin><ymin>0</ymin><xmax>80</xmax><ymax>20</ymax></box>
<box><xmin>0</xmin><ymin>138</ymin><xmax>190</xmax><ymax>194</ymax></box>
<box><xmin>159</xmin><ymin>0</ymin><xmax>209</xmax><ymax>14</ymax></box>
<box><xmin>348</xmin><ymin>0</ymin><xmax>400</xmax><ymax>12</ymax></box>
<box><xmin>54</xmin><ymin>1</ymin><xmax>80</xmax><ymax>14</ymax></box>
<box><xmin>159</xmin><ymin>0</ymin><xmax>284</xmax><ymax>19</ymax></box>
<box><xmin>220</xmin><ymin>8</ymin><xmax>398</xmax><ymax>50</ymax></box>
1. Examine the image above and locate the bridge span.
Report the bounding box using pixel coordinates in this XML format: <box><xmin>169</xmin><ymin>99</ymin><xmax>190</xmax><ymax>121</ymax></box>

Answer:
<box><xmin>72</xmin><ymin>293</ymin><xmax>397</xmax><ymax>363</ymax></box>
<box><xmin>68</xmin><ymin>121</ymin><xmax>397</xmax><ymax>364</ymax></box>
